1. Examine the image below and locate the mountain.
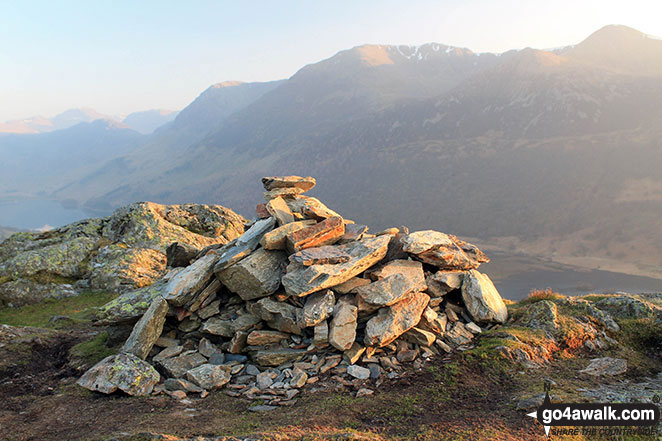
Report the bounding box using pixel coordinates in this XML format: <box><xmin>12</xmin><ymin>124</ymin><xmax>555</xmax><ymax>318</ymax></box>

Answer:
<box><xmin>0</xmin><ymin>119</ymin><xmax>143</xmax><ymax>197</ymax></box>
<box><xmin>37</xmin><ymin>26</ymin><xmax>662</xmax><ymax>278</ymax></box>
<box><xmin>0</xmin><ymin>108</ymin><xmax>113</xmax><ymax>134</ymax></box>
<box><xmin>122</xmin><ymin>109</ymin><xmax>179</xmax><ymax>134</ymax></box>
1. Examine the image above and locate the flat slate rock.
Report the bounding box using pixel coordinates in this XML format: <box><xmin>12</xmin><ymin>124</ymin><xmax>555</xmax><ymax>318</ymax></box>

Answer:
<box><xmin>364</xmin><ymin>291</ymin><xmax>430</xmax><ymax>347</ymax></box>
<box><xmin>121</xmin><ymin>295</ymin><xmax>169</xmax><ymax>359</ymax></box>
<box><xmin>286</xmin><ymin>216</ymin><xmax>345</xmax><ymax>252</ymax></box>
<box><xmin>282</xmin><ymin>235</ymin><xmax>390</xmax><ymax>297</ymax></box>
<box><xmin>289</xmin><ymin>246</ymin><xmax>351</xmax><ymax>266</ymax></box>
<box><xmin>214</xmin><ymin>217</ymin><xmax>276</xmax><ymax>273</ymax></box>
<box><xmin>402</xmin><ymin>230</ymin><xmax>489</xmax><ymax>270</ymax></box>
<box><xmin>353</xmin><ymin>273</ymin><xmax>421</xmax><ymax>307</ymax></box>
<box><xmin>262</xmin><ymin>176</ymin><xmax>316</xmax><ymax>192</ymax></box>
<box><xmin>216</xmin><ymin>248</ymin><xmax>287</xmax><ymax>301</ymax></box>
<box><xmin>260</xmin><ymin>220</ymin><xmax>316</xmax><ymax>250</ymax></box>
<box><xmin>163</xmin><ymin>254</ymin><xmax>218</xmax><ymax>307</ymax></box>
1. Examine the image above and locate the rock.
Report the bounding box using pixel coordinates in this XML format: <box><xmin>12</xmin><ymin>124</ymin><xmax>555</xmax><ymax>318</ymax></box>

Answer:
<box><xmin>216</xmin><ymin>248</ymin><xmax>287</xmax><ymax>301</ymax></box>
<box><xmin>404</xmin><ymin>327</ymin><xmax>436</xmax><ymax>346</ymax></box>
<box><xmin>579</xmin><ymin>357</ymin><xmax>627</xmax><ymax>376</ymax></box>
<box><xmin>121</xmin><ymin>296</ymin><xmax>169</xmax><ymax>359</ymax></box>
<box><xmin>166</xmin><ymin>242</ymin><xmax>199</xmax><ymax>268</ymax></box>
<box><xmin>250</xmin><ymin>298</ymin><xmax>302</xmax><ymax>334</ymax></box>
<box><xmin>282</xmin><ymin>235</ymin><xmax>390</xmax><ymax>297</ymax></box>
<box><xmin>198</xmin><ymin>299</ymin><xmax>221</xmax><ymax>320</ymax></box>
<box><xmin>162</xmin><ymin>253</ymin><xmax>218</xmax><ymax>307</ymax></box>
<box><xmin>367</xmin><ymin>259</ymin><xmax>426</xmax><ymax>289</ymax></box>
<box><xmin>284</xmin><ymin>196</ymin><xmax>341</xmax><ymax>221</ymax></box>
<box><xmin>213</xmin><ymin>217</ymin><xmax>277</xmax><ymax>272</ymax></box>
<box><xmin>297</xmin><ymin>290</ymin><xmax>336</xmax><ymax>328</ymax></box>
<box><xmin>186</xmin><ymin>364</ymin><xmax>231</xmax><ymax>389</ymax></box>
<box><xmin>247</xmin><ymin>330</ymin><xmax>290</xmax><ymax>345</ymax></box>
<box><xmin>461</xmin><ymin>270</ymin><xmax>508</xmax><ymax>324</ymax></box>
<box><xmin>340</xmin><ymin>224</ymin><xmax>369</xmax><ymax>242</ymax></box>
<box><xmin>249</xmin><ymin>405</ymin><xmax>277</xmax><ymax>412</ymax></box>
<box><xmin>417</xmin><ymin>308</ymin><xmax>446</xmax><ymax>335</ymax></box>
<box><xmin>154</xmin><ymin>336</ymin><xmax>179</xmax><ymax>348</ymax></box>
<box><xmin>426</xmin><ymin>271</ymin><xmax>464</xmax><ymax>297</ymax></box>
<box><xmin>262</xmin><ymin>176</ymin><xmax>316</xmax><ymax>192</ymax></box>
<box><xmin>347</xmin><ymin>365</ymin><xmax>370</xmax><ymax>380</ymax></box>
<box><xmin>333</xmin><ymin>277</ymin><xmax>371</xmax><ymax>295</ymax></box>
<box><xmin>266</xmin><ymin>197</ymin><xmax>295</xmax><ymax>226</ymax></box>
<box><xmin>445</xmin><ymin>322</ymin><xmax>474</xmax><ymax>346</ymax></box>
<box><xmin>328</xmin><ymin>299</ymin><xmax>358</xmax><ymax>351</ymax></box>
<box><xmin>229</xmin><ymin>331</ymin><xmax>248</xmax><ymax>354</ymax></box>
<box><xmin>157</xmin><ymin>351</ymin><xmax>207</xmax><ymax>378</ymax></box>
<box><xmin>254</xmin><ymin>348</ymin><xmax>306</xmax><ymax>366</ymax></box>
<box><xmin>256</xmin><ymin>203</ymin><xmax>270</xmax><ymax>219</ymax></box>
<box><xmin>198</xmin><ymin>338</ymin><xmax>221</xmax><ymax>358</ymax></box>
<box><xmin>77</xmin><ymin>353</ymin><xmax>160</xmax><ymax>396</ymax></box>
<box><xmin>285</xmin><ymin>216</ymin><xmax>345</xmax><ymax>252</ymax></box>
<box><xmin>401</xmin><ymin>231</ymin><xmax>489</xmax><ymax>270</ymax></box>
<box><xmin>344</xmin><ymin>343</ymin><xmax>366</xmax><ymax>364</ymax></box>
<box><xmin>259</xmin><ymin>220</ymin><xmax>316</xmax><ymax>250</ymax></box>
<box><xmin>290</xmin><ymin>371</ymin><xmax>308</xmax><ymax>388</ymax></box>
<box><xmin>289</xmin><ymin>246</ymin><xmax>351</xmax><ymax>266</ymax></box>
<box><xmin>364</xmin><ymin>291</ymin><xmax>430</xmax><ymax>347</ymax></box>
<box><xmin>353</xmin><ymin>273</ymin><xmax>421</xmax><ymax>307</ymax></box>
<box><xmin>356</xmin><ymin>388</ymin><xmax>374</xmax><ymax>397</ymax></box>
<box><xmin>521</xmin><ymin>300</ymin><xmax>559</xmax><ymax>333</ymax></box>
<box><xmin>178</xmin><ymin>317</ymin><xmax>200</xmax><ymax>333</ymax></box>
<box><xmin>264</xmin><ymin>187</ymin><xmax>306</xmax><ymax>200</ymax></box>
<box><xmin>465</xmin><ymin>322</ymin><xmax>482</xmax><ymax>334</ymax></box>
<box><xmin>164</xmin><ymin>378</ymin><xmax>204</xmax><ymax>393</ymax></box>
<box><xmin>256</xmin><ymin>371</ymin><xmax>274</xmax><ymax>389</ymax></box>
<box><xmin>201</xmin><ymin>312</ymin><xmax>261</xmax><ymax>337</ymax></box>
<box><xmin>313</xmin><ymin>321</ymin><xmax>329</xmax><ymax>348</ymax></box>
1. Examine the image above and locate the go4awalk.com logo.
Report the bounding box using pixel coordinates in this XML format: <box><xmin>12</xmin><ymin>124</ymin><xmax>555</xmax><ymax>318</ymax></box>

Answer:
<box><xmin>526</xmin><ymin>393</ymin><xmax>660</xmax><ymax>437</ymax></box>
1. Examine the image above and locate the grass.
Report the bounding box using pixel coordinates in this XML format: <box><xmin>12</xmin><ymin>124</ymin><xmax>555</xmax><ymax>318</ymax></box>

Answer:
<box><xmin>69</xmin><ymin>331</ymin><xmax>115</xmax><ymax>365</ymax></box>
<box><xmin>0</xmin><ymin>290</ymin><xmax>118</xmax><ymax>328</ymax></box>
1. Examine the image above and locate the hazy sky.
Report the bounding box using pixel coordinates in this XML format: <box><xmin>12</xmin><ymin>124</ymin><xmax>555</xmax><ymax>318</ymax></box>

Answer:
<box><xmin>1</xmin><ymin>0</ymin><xmax>661</xmax><ymax>121</ymax></box>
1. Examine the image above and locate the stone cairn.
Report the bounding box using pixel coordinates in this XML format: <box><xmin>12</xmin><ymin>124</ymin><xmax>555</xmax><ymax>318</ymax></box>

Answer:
<box><xmin>78</xmin><ymin>176</ymin><xmax>509</xmax><ymax>406</ymax></box>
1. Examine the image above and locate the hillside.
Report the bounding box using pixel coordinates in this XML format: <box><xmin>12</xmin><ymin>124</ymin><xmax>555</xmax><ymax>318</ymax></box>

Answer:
<box><xmin>48</xmin><ymin>25</ymin><xmax>662</xmax><ymax>279</ymax></box>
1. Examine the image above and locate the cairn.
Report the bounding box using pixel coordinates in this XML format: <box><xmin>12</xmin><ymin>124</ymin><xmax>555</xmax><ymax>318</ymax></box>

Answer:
<box><xmin>78</xmin><ymin>176</ymin><xmax>508</xmax><ymax>404</ymax></box>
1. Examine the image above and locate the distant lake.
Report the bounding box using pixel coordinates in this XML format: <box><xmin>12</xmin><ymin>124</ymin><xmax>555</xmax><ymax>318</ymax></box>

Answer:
<box><xmin>481</xmin><ymin>252</ymin><xmax>662</xmax><ymax>300</ymax></box>
<box><xmin>0</xmin><ymin>198</ymin><xmax>107</xmax><ymax>230</ymax></box>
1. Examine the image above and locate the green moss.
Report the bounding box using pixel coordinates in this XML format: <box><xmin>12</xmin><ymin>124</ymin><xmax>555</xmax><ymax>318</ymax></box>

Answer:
<box><xmin>0</xmin><ymin>275</ymin><xmax>12</xmax><ymax>285</ymax></box>
<box><xmin>25</xmin><ymin>271</ymin><xmax>78</xmax><ymax>285</ymax></box>
<box><xmin>0</xmin><ymin>290</ymin><xmax>119</xmax><ymax>328</ymax></box>
<box><xmin>69</xmin><ymin>332</ymin><xmax>115</xmax><ymax>364</ymax></box>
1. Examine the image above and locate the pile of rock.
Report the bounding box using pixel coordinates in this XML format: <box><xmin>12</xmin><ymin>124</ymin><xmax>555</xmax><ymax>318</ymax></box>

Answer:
<box><xmin>78</xmin><ymin>176</ymin><xmax>508</xmax><ymax>405</ymax></box>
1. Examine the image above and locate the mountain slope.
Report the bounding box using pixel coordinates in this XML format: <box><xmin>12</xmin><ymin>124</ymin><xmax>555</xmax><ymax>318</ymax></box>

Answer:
<box><xmin>0</xmin><ymin>120</ymin><xmax>143</xmax><ymax>197</ymax></box>
<box><xmin>47</xmin><ymin>26</ymin><xmax>662</xmax><ymax>277</ymax></box>
<box><xmin>122</xmin><ymin>109</ymin><xmax>178</xmax><ymax>134</ymax></box>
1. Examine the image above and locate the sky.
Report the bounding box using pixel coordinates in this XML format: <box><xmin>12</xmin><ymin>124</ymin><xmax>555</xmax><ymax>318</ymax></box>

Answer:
<box><xmin>1</xmin><ymin>0</ymin><xmax>661</xmax><ymax>121</ymax></box>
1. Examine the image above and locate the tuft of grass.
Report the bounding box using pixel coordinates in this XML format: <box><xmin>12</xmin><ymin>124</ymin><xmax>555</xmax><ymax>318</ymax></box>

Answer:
<box><xmin>0</xmin><ymin>290</ymin><xmax>118</xmax><ymax>328</ymax></box>
<box><xmin>521</xmin><ymin>288</ymin><xmax>565</xmax><ymax>304</ymax></box>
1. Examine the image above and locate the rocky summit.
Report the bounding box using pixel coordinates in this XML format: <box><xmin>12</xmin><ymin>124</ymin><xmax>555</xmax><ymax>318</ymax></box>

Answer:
<box><xmin>0</xmin><ymin>202</ymin><xmax>246</xmax><ymax>308</ymax></box>
<box><xmin>77</xmin><ymin>176</ymin><xmax>508</xmax><ymax>404</ymax></box>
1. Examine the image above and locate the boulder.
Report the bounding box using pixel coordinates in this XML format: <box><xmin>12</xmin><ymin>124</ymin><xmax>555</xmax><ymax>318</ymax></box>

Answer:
<box><xmin>289</xmin><ymin>246</ymin><xmax>351</xmax><ymax>266</ymax></box>
<box><xmin>520</xmin><ymin>300</ymin><xmax>559</xmax><ymax>333</ymax></box>
<box><xmin>353</xmin><ymin>273</ymin><xmax>421</xmax><ymax>307</ymax></box>
<box><xmin>216</xmin><ymin>248</ymin><xmax>287</xmax><ymax>301</ymax></box>
<box><xmin>426</xmin><ymin>271</ymin><xmax>464</xmax><ymax>297</ymax></box>
<box><xmin>297</xmin><ymin>290</ymin><xmax>336</xmax><ymax>328</ymax></box>
<box><xmin>461</xmin><ymin>270</ymin><xmax>508</xmax><ymax>324</ymax></box>
<box><xmin>186</xmin><ymin>363</ymin><xmax>231</xmax><ymax>389</ymax></box>
<box><xmin>364</xmin><ymin>291</ymin><xmax>430</xmax><ymax>347</ymax></box>
<box><xmin>166</xmin><ymin>242</ymin><xmax>199</xmax><ymax>268</ymax></box>
<box><xmin>328</xmin><ymin>298</ymin><xmax>358</xmax><ymax>351</ymax></box>
<box><xmin>77</xmin><ymin>353</ymin><xmax>160</xmax><ymax>396</ymax></box>
<box><xmin>250</xmin><ymin>298</ymin><xmax>302</xmax><ymax>334</ymax></box>
<box><xmin>347</xmin><ymin>365</ymin><xmax>370</xmax><ymax>380</ymax></box>
<box><xmin>121</xmin><ymin>296</ymin><xmax>169</xmax><ymax>359</ymax></box>
<box><xmin>262</xmin><ymin>176</ymin><xmax>316</xmax><ymax>192</ymax></box>
<box><xmin>445</xmin><ymin>321</ymin><xmax>474</xmax><ymax>346</ymax></box>
<box><xmin>401</xmin><ymin>231</ymin><xmax>488</xmax><ymax>270</ymax></box>
<box><xmin>260</xmin><ymin>220</ymin><xmax>316</xmax><ymax>250</ymax></box>
<box><xmin>213</xmin><ymin>217</ymin><xmax>276</xmax><ymax>272</ymax></box>
<box><xmin>265</xmin><ymin>197</ymin><xmax>295</xmax><ymax>226</ymax></box>
<box><xmin>285</xmin><ymin>216</ymin><xmax>345</xmax><ymax>252</ymax></box>
<box><xmin>282</xmin><ymin>235</ymin><xmax>390</xmax><ymax>297</ymax></box>
<box><xmin>201</xmin><ymin>312</ymin><xmax>261</xmax><ymax>337</ymax></box>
